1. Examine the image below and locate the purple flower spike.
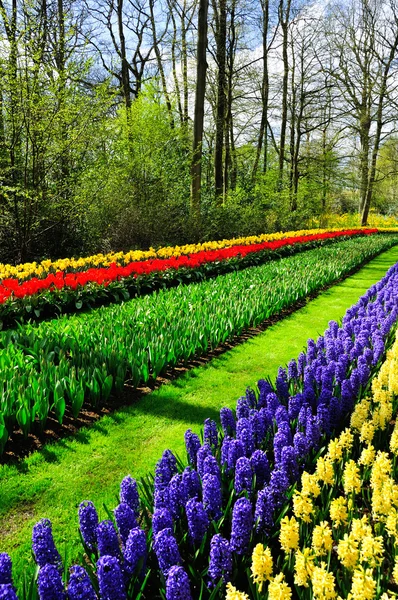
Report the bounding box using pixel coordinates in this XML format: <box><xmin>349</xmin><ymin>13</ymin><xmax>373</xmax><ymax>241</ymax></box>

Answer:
<box><xmin>0</xmin><ymin>555</ymin><xmax>12</xmax><ymax>585</ymax></box>
<box><xmin>114</xmin><ymin>503</ymin><xmax>137</xmax><ymax>546</ymax></box>
<box><xmin>96</xmin><ymin>521</ymin><xmax>120</xmax><ymax>558</ymax></box>
<box><xmin>37</xmin><ymin>564</ymin><xmax>66</xmax><ymax>600</ymax></box>
<box><xmin>220</xmin><ymin>408</ymin><xmax>236</xmax><ymax>436</ymax></box>
<box><xmin>196</xmin><ymin>443</ymin><xmax>212</xmax><ymax>478</ymax></box>
<box><xmin>153</xmin><ymin>528</ymin><xmax>181</xmax><ymax>577</ymax></box>
<box><xmin>119</xmin><ymin>476</ymin><xmax>140</xmax><ymax>516</ymax></box>
<box><xmin>255</xmin><ymin>487</ymin><xmax>275</xmax><ymax>532</ymax></box>
<box><xmin>202</xmin><ymin>474</ymin><xmax>222</xmax><ymax>521</ymax></box>
<box><xmin>185</xmin><ymin>498</ymin><xmax>209</xmax><ymax>545</ymax></box>
<box><xmin>32</xmin><ymin>519</ymin><xmax>62</xmax><ymax>572</ymax></box>
<box><xmin>182</xmin><ymin>467</ymin><xmax>201</xmax><ymax>500</ymax></box>
<box><xmin>0</xmin><ymin>584</ymin><xmax>18</xmax><ymax>600</ymax></box>
<box><xmin>184</xmin><ymin>430</ymin><xmax>201</xmax><ymax>467</ymax></box>
<box><xmin>234</xmin><ymin>457</ymin><xmax>252</xmax><ymax>495</ymax></box>
<box><xmin>67</xmin><ymin>565</ymin><xmax>97</xmax><ymax>600</ymax></box>
<box><xmin>166</xmin><ymin>566</ymin><xmax>192</xmax><ymax>600</ymax></box>
<box><xmin>203</xmin><ymin>455</ymin><xmax>221</xmax><ymax>481</ymax></box>
<box><xmin>230</xmin><ymin>497</ymin><xmax>253</xmax><ymax>555</ymax></box>
<box><xmin>152</xmin><ymin>508</ymin><xmax>174</xmax><ymax>537</ymax></box>
<box><xmin>97</xmin><ymin>556</ymin><xmax>126</xmax><ymax>600</ymax></box>
<box><xmin>78</xmin><ymin>501</ymin><xmax>98</xmax><ymax>552</ymax></box>
<box><xmin>168</xmin><ymin>474</ymin><xmax>188</xmax><ymax>519</ymax></box>
<box><xmin>155</xmin><ymin>450</ymin><xmax>177</xmax><ymax>492</ymax></box>
<box><xmin>250</xmin><ymin>450</ymin><xmax>270</xmax><ymax>488</ymax></box>
<box><xmin>203</xmin><ymin>419</ymin><xmax>218</xmax><ymax>448</ymax></box>
<box><xmin>208</xmin><ymin>534</ymin><xmax>232</xmax><ymax>585</ymax></box>
<box><xmin>124</xmin><ymin>527</ymin><xmax>147</xmax><ymax>579</ymax></box>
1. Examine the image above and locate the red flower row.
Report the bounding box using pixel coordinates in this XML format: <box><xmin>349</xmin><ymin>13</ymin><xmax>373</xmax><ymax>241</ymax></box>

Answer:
<box><xmin>0</xmin><ymin>229</ymin><xmax>378</xmax><ymax>305</ymax></box>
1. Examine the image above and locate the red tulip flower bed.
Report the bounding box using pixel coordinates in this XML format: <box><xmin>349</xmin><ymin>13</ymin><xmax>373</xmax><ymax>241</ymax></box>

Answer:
<box><xmin>0</xmin><ymin>228</ymin><xmax>378</xmax><ymax>325</ymax></box>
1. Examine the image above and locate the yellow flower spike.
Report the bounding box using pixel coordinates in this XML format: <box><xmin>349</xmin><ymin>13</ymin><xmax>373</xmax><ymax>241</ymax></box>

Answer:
<box><xmin>338</xmin><ymin>428</ymin><xmax>354</xmax><ymax>451</ymax></box>
<box><xmin>350</xmin><ymin>566</ymin><xmax>377</xmax><ymax>600</ymax></box>
<box><xmin>393</xmin><ymin>557</ymin><xmax>398</xmax><ymax>584</ymax></box>
<box><xmin>359</xmin><ymin>535</ymin><xmax>384</xmax><ymax>568</ymax></box>
<box><xmin>312</xmin><ymin>521</ymin><xmax>333</xmax><ymax>557</ymax></box>
<box><xmin>390</xmin><ymin>424</ymin><xmax>398</xmax><ymax>455</ymax></box>
<box><xmin>343</xmin><ymin>460</ymin><xmax>361</xmax><ymax>495</ymax></box>
<box><xmin>359</xmin><ymin>444</ymin><xmax>376</xmax><ymax>467</ymax></box>
<box><xmin>301</xmin><ymin>472</ymin><xmax>321</xmax><ymax>498</ymax></box>
<box><xmin>250</xmin><ymin>543</ymin><xmax>273</xmax><ymax>592</ymax></box>
<box><xmin>329</xmin><ymin>496</ymin><xmax>348</xmax><ymax>527</ymax></box>
<box><xmin>350</xmin><ymin>516</ymin><xmax>372</xmax><ymax>543</ymax></box>
<box><xmin>337</xmin><ymin>534</ymin><xmax>360</xmax><ymax>569</ymax></box>
<box><xmin>279</xmin><ymin>515</ymin><xmax>300</xmax><ymax>553</ymax></box>
<box><xmin>293</xmin><ymin>490</ymin><xmax>314</xmax><ymax>523</ymax></box>
<box><xmin>315</xmin><ymin>457</ymin><xmax>335</xmax><ymax>486</ymax></box>
<box><xmin>311</xmin><ymin>562</ymin><xmax>337</xmax><ymax>599</ymax></box>
<box><xmin>268</xmin><ymin>572</ymin><xmax>292</xmax><ymax>600</ymax></box>
<box><xmin>327</xmin><ymin>438</ymin><xmax>344</xmax><ymax>463</ymax></box>
<box><xmin>360</xmin><ymin>421</ymin><xmax>376</xmax><ymax>444</ymax></box>
<box><xmin>294</xmin><ymin>547</ymin><xmax>316</xmax><ymax>587</ymax></box>
<box><xmin>225</xmin><ymin>582</ymin><xmax>249</xmax><ymax>600</ymax></box>
<box><xmin>385</xmin><ymin>509</ymin><xmax>398</xmax><ymax>539</ymax></box>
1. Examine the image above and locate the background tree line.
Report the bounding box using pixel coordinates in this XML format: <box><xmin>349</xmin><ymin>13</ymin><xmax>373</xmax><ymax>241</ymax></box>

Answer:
<box><xmin>0</xmin><ymin>0</ymin><xmax>398</xmax><ymax>263</ymax></box>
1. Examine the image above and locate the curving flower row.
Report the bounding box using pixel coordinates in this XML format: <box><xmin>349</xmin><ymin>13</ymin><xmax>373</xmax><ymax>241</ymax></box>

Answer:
<box><xmin>2</xmin><ymin>252</ymin><xmax>398</xmax><ymax>599</ymax></box>
<box><xmin>0</xmin><ymin>229</ymin><xmax>378</xmax><ymax>307</ymax></box>
<box><xmin>0</xmin><ymin>228</ymin><xmax>378</xmax><ymax>283</ymax></box>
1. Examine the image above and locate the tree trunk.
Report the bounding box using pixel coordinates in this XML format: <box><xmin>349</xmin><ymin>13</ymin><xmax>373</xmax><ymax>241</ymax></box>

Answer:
<box><xmin>213</xmin><ymin>0</ymin><xmax>227</xmax><ymax>203</ymax></box>
<box><xmin>278</xmin><ymin>0</ymin><xmax>291</xmax><ymax>189</ymax></box>
<box><xmin>252</xmin><ymin>0</ymin><xmax>269</xmax><ymax>180</ymax></box>
<box><xmin>190</xmin><ymin>0</ymin><xmax>208</xmax><ymax>223</ymax></box>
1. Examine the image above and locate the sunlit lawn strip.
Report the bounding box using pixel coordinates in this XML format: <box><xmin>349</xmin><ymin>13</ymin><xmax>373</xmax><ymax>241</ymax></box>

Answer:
<box><xmin>2</xmin><ymin>249</ymin><xmax>398</xmax><ymax>599</ymax></box>
<box><xmin>0</xmin><ymin>235</ymin><xmax>397</xmax><ymax>454</ymax></box>
<box><xmin>0</xmin><ymin>229</ymin><xmax>379</xmax><ymax>326</ymax></box>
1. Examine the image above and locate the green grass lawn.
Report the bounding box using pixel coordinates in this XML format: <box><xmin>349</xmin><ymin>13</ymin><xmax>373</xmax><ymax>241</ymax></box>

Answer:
<box><xmin>2</xmin><ymin>245</ymin><xmax>398</xmax><ymax>587</ymax></box>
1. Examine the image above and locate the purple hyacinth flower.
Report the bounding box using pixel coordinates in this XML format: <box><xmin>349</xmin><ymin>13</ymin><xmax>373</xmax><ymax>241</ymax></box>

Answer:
<box><xmin>97</xmin><ymin>556</ymin><xmax>126</xmax><ymax>600</ymax></box>
<box><xmin>208</xmin><ymin>535</ymin><xmax>232</xmax><ymax>585</ymax></box>
<box><xmin>37</xmin><ymin>564</ymin><xmax>66</xmax><ymax>600</ymax></box>
<box><xmin>202</xmin><ymin>474</ymin><xmax>222</xmax><ymax>520</ymax></box>
<box><xmin>168</xmin><ymin>474</ymin><xmax>188</xmax><ymax>519</ymax></box>
<box><xmin>0</xmin><ymin>584</ymin><xmax>18</xmax><ymax>600</ymax></box>
<box><xmin>280</xmin><ymin>446</ymin><xmax>299</xmax><ymax>482</ymax></box>
<box><xmin>236</xmin><ymin>397</ymin><xmax>250</xmax><ymax>419</ymax></box>
<box><xmin>155</xmin><ymin>450</ymin><xmax>178</xmax><ymax>492</ymax></box>
<box><xmin>257</xmin><ymin>379</ymin><xmax>273</xmax><ymax>408</ymax></box>
<box><xmin>234</xmin><ymin>457</ymin><xmax>253</xmax><ymax>496</ymax></box>
<box><xmin>238</xmin><ymin>427</ymin><xmax>254</xmax><ymax>457</ymax></box>
<box><xmin>196</xmin><ymin>443</ymin><xmax>213</xmax><ymax>479</ymax></box>
<box><xmin>276</xmin><ymin>367</ymin><xmax>289</xmax><ymax>401</ymax></box>
<box><xmin>0</xmin><ymin>555</ymin><xmax>12</xmax><ymax>585</ymax></box>
<box><xmin>220</xmin><ymin>408</ymin><xmax>236</xmax><ymax>436</ymax></box>
<box><xmin>269</xmin><ymin>468</ymin><xmax>289</xmax><ymax>508</ymax></box>
<box><xmin>32</xmin><ymin>519</ymin><xmax>63</xmax><ymax>572</ymax></box>
<box><xmin>293</xmin><ymin>431</ymin><xmax>308</xmax><ymax>459</ymax></box>
<box><xmin>185</xmin><ymin>498</ymin><xmax>209</xmax><ymax>545</ymax></box>
<box><xmin>96</xmin><ymin>521</ymin><xmax>120</xmax><ymax>558</ymax></box>
<box><xmin>119</xmin><ymin>476</ymin><xmax>140</xmax><ymax>517</ymax></box>
<box><xmin>78</xmin><ymin>501</ymin><xmax>98</xmax><ymax>552</ymax></box>
<box><xmin>153</xmin><ymin>528</ymin><xmax>181</xmax><ymax>577</ymax></box>
<box><xmin>230</xmin><ymin>497</ymin><xmax>253</xmax><ymax>555</ymax></box>
<box><xmin>67</xmin><ymin>565</ymin><xmax>97</xmax><ymax>600</ymax></box>
<box><xmin>182</xmin><ymin>467</ymin><xmax>201</xmax><ymax>500</ymax></box>
<box><xmin>250</xmin><ymin>411</ymin><xmax>266</xmax><ymax>445</ymax></box>
<box><xmin>166</xmin><ymin>566</ymin><xmax>192</xmax><ymax>600</ymax></box>
<box><xmin>152</xmin><ymin>508</ymin><xmax>174</xmax><ymax>537</ymax></box>
<box><xmin>246</xmin><ymin>388</ymin><xmax>257</xmax><ymax>408</ymax></box>
<box><xmin>203</xmin><ymin>455</ymin><xmax>221</xmax><ymax>481</ymax></box>
<box><xmin>255</xmin><ymin>486</ymin><xmax>275</xmax><ymax>532</ymax></box>
<box><xmin>114</xmin><ymin>503</ymin><xmax>137</xmax><ymax>546</ymax></box>
<box><xmin>297</xmin><ymin>352</ymin><xmax>306</xmax><ymax>375</ymax></box>
<box><xmin>124</xmin><ymin>527</ymin><xmax>147</xmax><ymax>579</ymax></box>
<box><xmin>250</xmin><ymin>450</ymin><xmax>270</xmax><ymax>488</ymax></box>
<box><xmin>227</xmin><ymin>439</ymin><xmax>245</xmax><ymax>472</ymax></box>
<box><xmin>288</xmin><ymin>358</ymin><xmax>298</xmax><ymax>380</ymax></box>
<box><xmin>184</xmin><ymin>430</ymin><xmax>201</xmax><ymax>468</ymax></box>
<box><xmin>204</xmin><ymin>419</ymin><xmax>218</xmax><ymax>448</ymax></box>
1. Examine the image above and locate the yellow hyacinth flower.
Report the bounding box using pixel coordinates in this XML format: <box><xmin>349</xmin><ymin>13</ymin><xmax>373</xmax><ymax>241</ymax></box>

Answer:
<box><xmin>311</xmin><ymin>563</ymin><xmax>337</xmax><ymax>599</ymax></box>
<box><xmin>329</xmin><ymin>496</ymin><xmax>348</xmax><ymax>527</ymax></box>
<box><xmin>268</xmin><ymin>573</ymin><xmax>292</xmax><ymax>600</ymax></box>
<box><xmin>294</xmin><ymin>547</ymin><xmax>315</xmax><ymax>587</ymax></box>
<box><xmin>312</xmin><ymin>521</ymin><xmax>333</xmax><ymax>557</ymax></box>
<box><xmin>350</xmin><ymin>566</ymin><xmax>376</xmax><ymax>600</ymax></box>
<box><xmin>343</xmin><ymin>460</ymin><xmax>361</xmax><ymax>495</ymax></box>
<box><xmin>225</xmin><ymin>582</ymin><xmax>249</xmax><ymax>600</ymax></box>
<box><xmin>251</xmin><ymin>543</ymin><xmax>273</xmax><ymax>591</ymax></box>
<box><xmin>280</xmin><ymin>516</ymin><xmax>300</xmax><ymax>553</ymax></box>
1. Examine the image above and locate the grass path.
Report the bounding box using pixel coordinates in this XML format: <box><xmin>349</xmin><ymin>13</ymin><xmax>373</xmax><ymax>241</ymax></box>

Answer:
<box><xmin>2</xmin><ymin>245</ymin><xmax>398</xmax><ymax>583</ymax></box>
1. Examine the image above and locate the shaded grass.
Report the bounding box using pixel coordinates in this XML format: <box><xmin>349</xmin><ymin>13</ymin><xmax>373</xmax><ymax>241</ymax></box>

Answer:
<box><xmin>1</xmin><ymin>246</ymin><xmax>398</xmax><ymax>586</ymax></box>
